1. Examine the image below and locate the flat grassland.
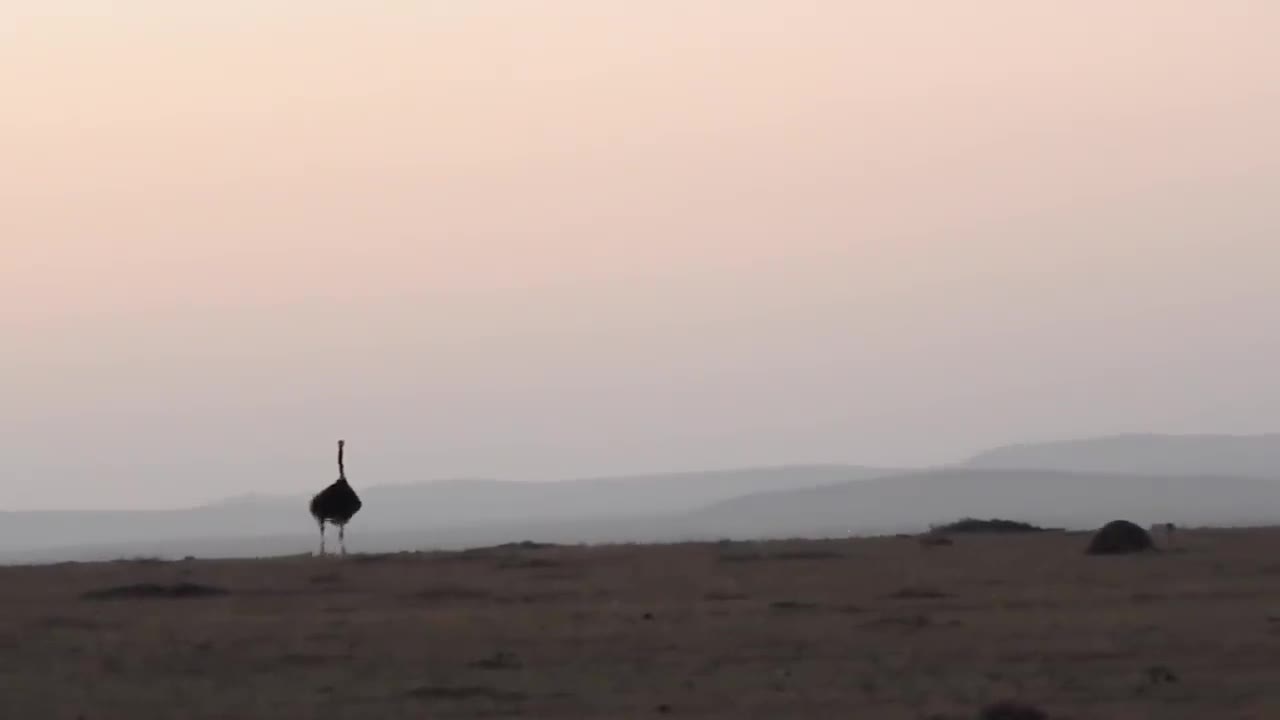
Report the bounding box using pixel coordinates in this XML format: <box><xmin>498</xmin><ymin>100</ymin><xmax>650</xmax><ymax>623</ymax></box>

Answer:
<box><xmin>3</xmin><ymin>528</ymin><xmax>1280</xmax><ymax>719</ymax></box>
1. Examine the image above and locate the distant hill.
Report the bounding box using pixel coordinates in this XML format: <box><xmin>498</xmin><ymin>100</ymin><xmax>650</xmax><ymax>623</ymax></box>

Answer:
<box><xmin>965</xmin><ymin>433</ymin><xmax>1280</xmax><ymax>478</ymax></box>
<box><xmin>12</xmin><ymin>465</ymin><xmax>1280</xmax><ymax>564</ymax></box>
<box><xmin>689</xmin><ymin>468</ymin><xmax>1280</xmax><ymax>539</ymax></box>
<box><xmin>358</xmin><ymin>464</ymin><xmax>899</xmax><ymax>529</ymax></box>
<box><xmin>0</xmin><ymin>464</ymin><xmax>897</xmax><ymax>560</ymax></box>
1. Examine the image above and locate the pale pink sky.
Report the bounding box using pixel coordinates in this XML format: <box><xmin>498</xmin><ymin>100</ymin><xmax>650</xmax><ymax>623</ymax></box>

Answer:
<box><xmin>3</xmin><ymin>2</ymin><xmax>1278</xmax><ymax>509</ymax></box>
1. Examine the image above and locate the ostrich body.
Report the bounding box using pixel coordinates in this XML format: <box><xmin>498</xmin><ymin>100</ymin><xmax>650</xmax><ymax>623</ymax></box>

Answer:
<box><xmin>310</xmin><ymin>440</ymin><xmax>362</xmax><ymax>556</ymax></box>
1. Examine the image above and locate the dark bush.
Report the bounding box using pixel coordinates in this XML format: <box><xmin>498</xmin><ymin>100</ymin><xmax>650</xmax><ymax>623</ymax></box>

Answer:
<box><xmin>1086</xmin><ymin>519</ymin><xmax>1153</xmax><ymax>555</ymax></box>
<box><xmin>493</xmin><ymin>540</ymin><xmax>561</xmax><ymax>550</ymax></box>
<box><xmin>932</xmin><ymin>518</ymin><xmax>1047</xmax><ymax>534</ymax></box>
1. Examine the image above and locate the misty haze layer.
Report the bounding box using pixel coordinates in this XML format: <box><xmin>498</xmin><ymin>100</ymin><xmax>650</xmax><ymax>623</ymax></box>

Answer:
<box><xmin>4</xmin><ymin>434</ymin><xmax>1280</xmax><ymax>563</ymax></box>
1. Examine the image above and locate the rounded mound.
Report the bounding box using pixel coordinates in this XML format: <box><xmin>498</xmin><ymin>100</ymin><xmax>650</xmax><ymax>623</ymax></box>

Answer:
<box><xmin>1086</xmin><ymin>519</ymin><xmax>1153</xmax><ymax>555</ymax></box>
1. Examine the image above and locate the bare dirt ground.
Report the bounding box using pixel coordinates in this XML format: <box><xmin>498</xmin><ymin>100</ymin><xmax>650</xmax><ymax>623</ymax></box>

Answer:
<box><xmin>3</xmin><ymin>528</ymin><xmax>1280</xmax><ymax>719</ymax></box>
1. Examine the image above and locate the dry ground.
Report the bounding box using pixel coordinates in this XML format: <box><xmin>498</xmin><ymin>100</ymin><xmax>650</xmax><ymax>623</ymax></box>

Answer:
<box><xmin>3</xmin><ymin>528</ymin><xmax>1280</xmax><ymax>719</ymax></box>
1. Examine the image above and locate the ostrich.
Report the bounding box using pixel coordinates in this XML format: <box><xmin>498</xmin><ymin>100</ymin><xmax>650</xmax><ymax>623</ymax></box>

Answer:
<box><xmin>309</xmin><ymin>439</ymin><xmax>363</xmax><ymax>556</ymax></box>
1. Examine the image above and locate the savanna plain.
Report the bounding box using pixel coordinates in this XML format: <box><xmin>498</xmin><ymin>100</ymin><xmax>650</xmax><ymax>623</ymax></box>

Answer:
<box><xmin>3</xmin><ymin>528</ymin><xmax>1280</xmax><ymax>719</ymax></box>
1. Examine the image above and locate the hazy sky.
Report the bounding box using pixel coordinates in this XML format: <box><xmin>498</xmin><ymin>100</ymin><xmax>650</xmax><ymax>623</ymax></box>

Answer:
<box><xmin>4</xmin><ymin>2</ymin><xmax>1278</xmax><ymax>509</ymax></box>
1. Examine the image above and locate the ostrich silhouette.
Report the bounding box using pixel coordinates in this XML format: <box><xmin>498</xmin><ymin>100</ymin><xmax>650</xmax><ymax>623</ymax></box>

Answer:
<box><xmin>309</xmin><ymin>440</ymin><xmax>363</xmax><ymax>556</ymax></box>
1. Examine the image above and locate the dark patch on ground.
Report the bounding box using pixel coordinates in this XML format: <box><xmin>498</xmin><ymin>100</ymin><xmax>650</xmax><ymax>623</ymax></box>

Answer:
<box><xmin>888</xmin><ymin>586</ymin><xmax>951</xmax><ymax>599</ymax></box>
<box><xmin>978</xmin><ymin>700</ymin><xmax>1048</xmax><ymax>720</ymax></box>
<box><xmin>81</xmin><ymin>582</ymin><xmax>229</xmax><ymax>601</ymax></box>
<box><xmin>769</xmin><ymin>600</ymin><xmax>819</xmax><ymax>611</ymax></box>
<box><xmin>469</xmin><ymin>651</ymin><xmax>522</xmax><ymax>670</ymax></box>
<box><xmin>405</xmin><ymin>685</ymin><xmax>527</xmax><ymax>702</ymax></box>
<box><xmin>411</xmin><ymin>585</ymin><xmax>493</xmax><ymax>603</ymax></box>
